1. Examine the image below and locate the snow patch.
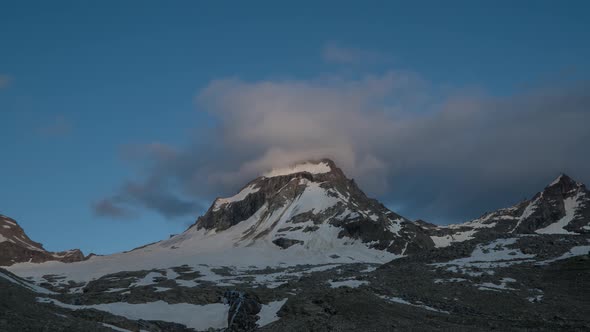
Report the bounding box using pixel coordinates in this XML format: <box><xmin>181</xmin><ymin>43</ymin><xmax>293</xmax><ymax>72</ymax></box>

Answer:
<box><xmin>510</xmin><ymin>199</ymin><xmax>539</xmax><ymax>233</ymax></box>
<box><xmin>37</xmin><ymin>297</ymin><xmax>287</xmax><ymax>330</ymax></box>
<box><xmin>131</xmin><ymin>271</ymin><xmax>163</xmax><ymax>287</ymax></box>
<box><xmin>264</xmin><ymin>162</ymin><xmax>331</xmax><ymax>177</ymax></box>
<box><xmin>257</xmin><ymin>298</ymin><xmax>288</xmax><ymax>327</ymax></box>
<box><xmin>360</xmin><ymin>266</ymin><xmax>378</xmax><ymax>273</ymax></box>
<box><xmin>101</xmin><ymin>323</ymin><xmax>133</xmax><ymax>332</ymax></box>
<box><xmin>535</xmin><ymin>194</ymin><xmax>581</xmax><ymax>234</ymax></box>
<box><xmin>0</xmin><ymin>270</ymin><xmax>56</xmax><ymax>294</ymax></box>
<box><xmin>527</xmin><ymin>295</ymin><xmax>543</xmax><ymax>303</ymax></box>
<box><xmin>379</xmin><ymin>295</ymin><xmax>449</xmax><ymax>314</ymax></box>
<box><xmin>536</xmin><ymin>245</ymin><xmax>590</xmax><ymax>265</ymax></box>
<box><xmin>432</xmin><ymin>238</ymin><xmax>535</xmax><ymax>273</ymax></box>
<box><xmin>328</xmin><ymin>279</ymin><xmax>369</xmax><ymax>288</ymax></box>
<box><xmin>37</xmin><ymin>298</ymin><xmax>228</xmax><ymax>330</ymax></box>
<box><xmin>1</xmin><ymin>218</ymin><xmax>17</xmax><ymax>226</ymax></box>
<box><xmin>430</xmin><ymin>229</ymin><xmax>477</xmax><ymax>248</ymax></box>
<box><xmin>434</xmin><ymin>278</ymin><xmax>467</xmax><ymax>284</ymax></box>
<box><xmin>213</xmin><ymin>184</ymin><xmax>260</xmax><ymax>211</ymax></box>
<box><xmin>175</xmin><ymin>279</ymin><xmax>199</xmax><ymax>288</ymax></box>
<box><xmin>477</xmin><ymin>278</ymin><xmax>516</xmax><ymax>291</ymax></box>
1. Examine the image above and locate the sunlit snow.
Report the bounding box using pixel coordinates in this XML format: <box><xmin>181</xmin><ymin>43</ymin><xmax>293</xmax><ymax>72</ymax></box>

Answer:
<box><xmin>263</xmin><ymin>161</ymin><xmax>331</xmax><ymax>177</ymax></box>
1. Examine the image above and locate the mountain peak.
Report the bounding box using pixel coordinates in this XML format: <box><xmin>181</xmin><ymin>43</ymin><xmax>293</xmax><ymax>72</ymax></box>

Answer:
<box><xmin>545</xmin><ymin>173</ymin><xmax>583</xmax><ymax>191</ymax></box>
<box><xmin>182</xmin><ymin>157</ymin><xmax>434</xmax><ymax>256</ymax></box>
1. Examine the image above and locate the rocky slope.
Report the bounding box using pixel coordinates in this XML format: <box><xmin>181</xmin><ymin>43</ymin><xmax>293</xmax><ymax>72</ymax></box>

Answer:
<box><xmin>0</xmin><ymin>214</ymin><xmax>85</xmax><ymax>266</ymax></box>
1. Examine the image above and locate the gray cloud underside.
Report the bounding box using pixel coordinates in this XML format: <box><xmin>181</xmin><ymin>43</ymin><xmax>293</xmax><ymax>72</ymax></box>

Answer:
<box><xmin>95</xmin><ymin>71</ymin><xmax>590</xmax><ymax>224</ymax></box>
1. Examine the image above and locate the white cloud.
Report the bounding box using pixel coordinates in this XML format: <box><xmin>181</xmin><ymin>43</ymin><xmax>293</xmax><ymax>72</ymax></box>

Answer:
<box><xmin>97</xmin><ymin>68</ymin><xmax>590</xmax><ymax>222</ymax></box>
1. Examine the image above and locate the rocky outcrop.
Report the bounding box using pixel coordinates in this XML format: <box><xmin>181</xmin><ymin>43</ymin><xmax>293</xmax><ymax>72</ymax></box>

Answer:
<box><xmin>0</xmin><ymin>214</ymin><xmax>85</xmax><ymax>266</ymax></box>
<box><xmin>426</xmin><ymin>174</ymin><xmax>590</xmax><ymax>249</ymax></box>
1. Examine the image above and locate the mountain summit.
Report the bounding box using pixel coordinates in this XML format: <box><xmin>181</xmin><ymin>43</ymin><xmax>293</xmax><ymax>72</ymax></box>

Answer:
<box><xmin>4</xmin><ymin>159</ymin><xmax>436</xmax><ymax>283</ymax></box>
<box><xmin>165</xmin><ymin>158</ymin><xmax>434</xmax><ymax>258</ymax></box>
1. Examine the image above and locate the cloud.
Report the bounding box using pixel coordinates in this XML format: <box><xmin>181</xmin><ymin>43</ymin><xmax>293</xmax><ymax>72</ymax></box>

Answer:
<box><xmin>95</xmin><ymin>69</ymin><xmax>590</xmax><ymax>223</ymax></box>
<box><xmin>93</xmin><ymin>199</ymin><xmax>135</xmax><ymax>219</ymax></box>
<box><xmin>94</xmin><ymin>174</ymin><xmax>205</xmax><ymax>220</ymax></box>
<box><xmin>0</xmin><ymin>75</ymin><xmax>12</xmax><ymax>88</ymax></box>
<box><xmin>38</xmin><ymin>115</ymin><xmax>73</xmax><ymax>137</ymax></box>
<box><xmin>322</xmin><ymin>42</ymin><xmax>390</xmax><ymax>65</ymax></box>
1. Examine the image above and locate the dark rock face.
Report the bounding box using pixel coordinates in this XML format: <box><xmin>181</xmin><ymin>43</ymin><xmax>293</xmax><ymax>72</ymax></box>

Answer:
<box><xmin>224</xmin><ymin>290</ymin><xmax>262</xmax><ymax>332</ymax></box>
<box><xmin>272</xmin><ymin>238</ymin><xmax>304</xmax><ymax>249</ymax></box>
<box><xmin>0</xmin><ymin>214</ymin><xmax>85</xmax><ymax>266</ymax></box>
<box><xmin>513</xmin><ymin>174</ymin><xmax>590</xmax><ymax>234</ymax></box>
<box><xmin>187</xmin><ymin>159</ymin><xmax>435</xmax><ymax>256</ymax></box>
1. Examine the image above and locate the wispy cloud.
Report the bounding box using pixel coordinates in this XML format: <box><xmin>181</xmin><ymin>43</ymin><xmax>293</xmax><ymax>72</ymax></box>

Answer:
<box><xmin>0</xmin><ymin>75</ymin><xmax>12</xmax><ymax>88</ymax></box>
<box><xmin>94</xmin><ymin>144</ymin><xmax>206</xmax><ymax>219</ymax></box>
<box><xmin>93</xmin><ymin>198</ymin><xmax>136</xmax><ymax>219</ymax></box>
<box><xmin>322</xmin><ymin>42</ymin><xmax>390</xmax><ymax>65</ymax></box>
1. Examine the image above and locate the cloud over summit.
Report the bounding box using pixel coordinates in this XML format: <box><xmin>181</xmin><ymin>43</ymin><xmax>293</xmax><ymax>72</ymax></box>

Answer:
<box><xmin>94</xmin><ymin>63</ymin><xmax>590</xmax><ymax>223</ymax></box>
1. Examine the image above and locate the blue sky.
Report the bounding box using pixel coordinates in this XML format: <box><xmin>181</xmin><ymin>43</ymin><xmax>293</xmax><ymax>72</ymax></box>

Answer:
<box><xmin>1</xmin><ymin>1</ymin><xmax>589</xmax><ymax>254</ymax></box>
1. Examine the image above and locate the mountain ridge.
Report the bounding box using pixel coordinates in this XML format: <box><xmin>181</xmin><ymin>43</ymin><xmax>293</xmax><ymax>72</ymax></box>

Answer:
<box><xmin>183</xmin><ymin>158</ymin><xmax>434</xmax><ymax>256</ymax></box>
<box><xmin>427</xmin><ymin>173</ymin><xmax>590</xmax><ymax>248</ymax></box>
<box><xmin>0</xmin><ymin>214</ymin><xmax>85</xmax><ymax>266</ymax></box>
<box><xmin>3</xmin><ymin>161</ymin><xmax>589</xmax><ymax>332</ymax></box>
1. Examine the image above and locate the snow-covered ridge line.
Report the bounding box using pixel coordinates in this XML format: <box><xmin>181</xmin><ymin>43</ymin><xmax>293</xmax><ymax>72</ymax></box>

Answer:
<box><xmin>1</xmin><ymin>216</ymin><xmax>17</xmax><ymax>226</ymax></box>
<box><xmin>263</xmin><ymin>161</ymin><xmax>332</xmax><ymax>178</ymax></box>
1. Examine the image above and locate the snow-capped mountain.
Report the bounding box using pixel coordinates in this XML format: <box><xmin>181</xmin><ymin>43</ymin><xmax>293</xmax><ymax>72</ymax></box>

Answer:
<box><xmin>4</xmin><ymin>159</ymin><xmax>434</xmax><ymax>284</ymax></box>
<box><xmin>3</xmin><ymin>165</ymin><xmax>590</xmax><ymax>332</ymax></box>
<box><xmin>0</xmin><ymin>214</ymin><xmax>84</xmax><ymax>266</ymax></box>
<box><xmin>428</xmin><ymin>174</ymin><xmax>590</xmax><ymax>248</ymax></box>
<box><xmin>172</xmin><ymin>159</ymin><xmax>434</xmax><ymax>256</ymax></box>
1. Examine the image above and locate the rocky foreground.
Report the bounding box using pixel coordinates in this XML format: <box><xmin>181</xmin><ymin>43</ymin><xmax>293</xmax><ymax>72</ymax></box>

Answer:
<box><xmin>2</xmin><ymin>237</ymin><xmax>589</xmax><ymax>331</ymax></box>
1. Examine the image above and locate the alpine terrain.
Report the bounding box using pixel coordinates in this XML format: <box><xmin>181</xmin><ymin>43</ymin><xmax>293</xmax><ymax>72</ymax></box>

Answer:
<box><xmin>2</xmin><ymin>160</ymin><xmax>589</xmax><ymax>331</ymax></box>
